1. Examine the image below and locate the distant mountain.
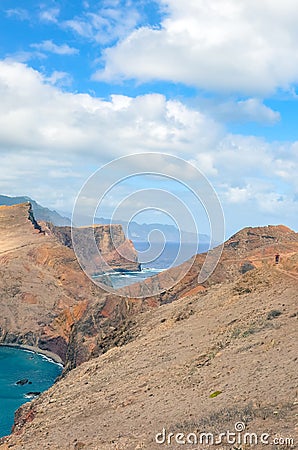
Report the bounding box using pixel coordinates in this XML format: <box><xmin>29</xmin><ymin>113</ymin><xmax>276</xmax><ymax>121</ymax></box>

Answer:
<box><xmin>0</xmin><ymin>195</ymin><xmax>71</xmax><ymax>226</ymax></box>
<box><xmin>95</xmin><ymin>217</ymin><xmax>210</xmax><ymax>244</ymax></box>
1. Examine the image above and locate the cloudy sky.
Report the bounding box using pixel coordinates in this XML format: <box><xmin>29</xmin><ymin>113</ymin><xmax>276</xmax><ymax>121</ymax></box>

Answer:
<box><xmin>0</xmin><ymin>0</ymin><xmax>297</xmax><ymax>237</ymax></box>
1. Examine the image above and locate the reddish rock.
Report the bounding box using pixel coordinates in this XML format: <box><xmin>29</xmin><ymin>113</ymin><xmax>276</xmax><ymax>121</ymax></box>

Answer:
<box><xmin>45</xmin><ymin>223</ymin><xmax>141</xmax><ymax>274</ymax></box>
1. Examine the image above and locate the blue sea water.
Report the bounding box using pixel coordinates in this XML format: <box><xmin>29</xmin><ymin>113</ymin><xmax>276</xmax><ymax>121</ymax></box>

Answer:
<box><xmin>103</xmin><ymin>267</ymin><xmax>163</xmax><ymax>289</ymax></box>
<box><xmin>0</xmin><ymin>346</ymin><xmax>62</xmax><ymax>437</ymax></box>
<box><xmin>96</xmin><ymin>241</ymin><xmax>210</xmax><ymax>289</ymax></box>
<box><xmin>134</xmin><ymin>241</ymin><xmax>210</xmax><ymax>269</ymax></box>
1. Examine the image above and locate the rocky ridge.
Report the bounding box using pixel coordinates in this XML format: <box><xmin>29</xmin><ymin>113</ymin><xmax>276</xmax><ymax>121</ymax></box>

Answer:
<box><xmin>45</xmin><ymin>222</ymin><xmax>140</xmax><ymax>274</ymax></box>
<box><xmin>0</xmin><ymin>203</ymin><xmax>139</xmax><ymax>363</ymax></box>
<box><xmin>0</xmin><ymin>195</ymin><xmax>71</xmax><ymax>226</ymax></box>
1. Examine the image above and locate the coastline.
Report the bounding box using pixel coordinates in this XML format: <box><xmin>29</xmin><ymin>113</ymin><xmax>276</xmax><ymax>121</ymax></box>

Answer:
<box><xmin>0</xmin><ymin>343</ymin><xmax>63</xmax><ymax>366</ymax></box>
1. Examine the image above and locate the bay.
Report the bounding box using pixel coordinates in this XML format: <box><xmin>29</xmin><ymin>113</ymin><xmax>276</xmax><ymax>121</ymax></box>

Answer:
<box><xmin>95</xmin><ymin>241</ymin><xmax>211</xmax><ymax>289</ymax></box>
<box><xmin>0</xmin><ymin>346</ymin><xmax>62</xmax><ymax>437</ymax></box>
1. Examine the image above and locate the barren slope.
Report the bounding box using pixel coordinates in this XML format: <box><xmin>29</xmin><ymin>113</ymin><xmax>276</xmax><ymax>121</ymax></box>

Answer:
<box><xmin>67</xmin><ymin>225</ymin><xmax>298</xmax><ymax>366</ymax></box>
<box><xmin>1</xmin><ymin>265</ymin><xmax>297</xmax><ymax>449</ymax></box>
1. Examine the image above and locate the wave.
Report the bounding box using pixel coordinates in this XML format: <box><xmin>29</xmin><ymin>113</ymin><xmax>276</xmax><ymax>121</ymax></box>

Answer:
<box><xmin>37</xmin><ymin>353</ymin><xmax>63</xmax><ymax>367</ymax></box>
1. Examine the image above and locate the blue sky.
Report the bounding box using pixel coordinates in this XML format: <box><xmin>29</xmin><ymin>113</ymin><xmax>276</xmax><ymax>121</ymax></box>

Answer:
<box><xmin>0</xmin><ymin>0</ymin><xmax>297</xmax><ymax>237</ymax></box>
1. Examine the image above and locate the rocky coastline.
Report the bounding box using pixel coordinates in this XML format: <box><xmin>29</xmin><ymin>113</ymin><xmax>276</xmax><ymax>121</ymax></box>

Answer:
<box><xmin>0</xmin><ymin>203</ymin><xmax>297</xmax><ymax>447</ymax></box>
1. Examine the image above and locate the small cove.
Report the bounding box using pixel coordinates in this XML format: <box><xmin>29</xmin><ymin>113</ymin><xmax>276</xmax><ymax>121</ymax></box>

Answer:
<box><xmin>0</xmin><ymin>346</ymin><xmax>62</xmax><ymax>437</ymax></box>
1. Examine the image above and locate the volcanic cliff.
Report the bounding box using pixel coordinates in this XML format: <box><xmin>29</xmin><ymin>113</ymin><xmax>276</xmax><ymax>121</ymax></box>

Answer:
<box><xmin>0</xmin><ymin>203</ymin><xmax>139</xmax><ymax>363</ymax></box>
<box><xmin>45</xmin><ymin>222</ymin><xmax>141</xmax><ymax>274</ymax></box>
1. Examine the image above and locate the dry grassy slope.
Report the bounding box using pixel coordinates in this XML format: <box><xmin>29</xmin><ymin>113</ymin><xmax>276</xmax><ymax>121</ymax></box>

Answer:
<box><xmin>0</xmin><ymin>203</ymin><xmax>105</xmax><ymax>361</ymax></box>
<box><xmin>2</xmin><ymin>266</ymin><xmax>297</xmax><ymax>450</ymax></box>
<box><xmin>68</xmin><ymin>225</ymin><xmax>298</xmax><ymax>366</ymax></box>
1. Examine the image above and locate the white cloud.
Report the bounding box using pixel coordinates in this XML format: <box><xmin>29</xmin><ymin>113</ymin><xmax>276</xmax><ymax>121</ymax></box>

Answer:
<box><xmin>63</xmin><ymin>2</ymin><xmax>140</xmax><ymax>45</ymax></box>
<box><xmin>191</xmin><ymin>154</ymin><xmax>218</xmax><ymax>177</ymax></box>
<box><xmin>225</xmin><ymin>183</ymin><xmax>296</xmax><ymax>216</ymax></box>
<box><xmin>39</xmin><ymin>8</ymin><xmax>60</xmax><ymax>23</ymax></box>
<box><xmin>200</xmin><ymin>98</ymin><xmax>280</xmax><ymax>125</ymax></box>
<box><xmin>0</xmin><ymin>60</ymin><xmax>296</xmax><ymax>233</ymax></box>
<box><xmin>6</xmin><ymin>8</ymin><xmax>29</xmax><ymax>21</ymax></box>
<box><xmin>0</xmin><ymin>59</ymin><xmax>219</xmax><ymax>158</ymax></box>
<box><xmin>45</xmin><ymin>71</ymin><xmax>73</xmax><ymax>87</ymax></box>
<box><xmin>4</xmin><ymin>51</ymin><xmax>46</xmax><ymax>64</ymax></box>
<box><xmin>31</xmin><ymin>40</ymin><xmax>79</xmax><ymax>56</ymax></box>
<box><xmin>95</xmin><ymin>0</ymin><xmax>298</xmax><ymax>95</ymax></box>
<box><xmin>235</xmin><ymin>99</ymin><xmax>280</xmax><ymax>124</ymax></box>
<box><xmin>225</xmin><ymin>186</ymin><xmax>252</xmax><ymax>204</ymax></box>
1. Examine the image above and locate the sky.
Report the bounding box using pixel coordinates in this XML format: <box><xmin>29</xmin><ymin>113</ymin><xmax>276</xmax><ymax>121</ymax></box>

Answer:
<box><xmin>0</xmin><ymin>0</ymin><xmax>297</xmax><ymax>238</ymax></box>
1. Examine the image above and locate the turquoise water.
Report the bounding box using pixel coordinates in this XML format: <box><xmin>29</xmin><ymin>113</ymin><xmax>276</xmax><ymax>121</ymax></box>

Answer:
<box><xmin>95</xmin><ymin>267</ymin><xmax>163</xmax><ymax>289</ymax></box>
<box><xmin>0</xmin><ymin>346</ymin><xmax>62</xmax><ymax>437</ymax></box>
<box><xmin>93</xmin><ymin>242</ymin><xmax>210</xmax><ymax>289</ymax></box>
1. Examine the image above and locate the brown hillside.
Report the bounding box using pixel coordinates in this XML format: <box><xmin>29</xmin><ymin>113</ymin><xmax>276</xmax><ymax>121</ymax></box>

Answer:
<box><xmin>67</xmin><ymin>225</ymin><xmax>298</xmax><ymax>366</ymax></box>
<box><xmin>1</xmin><ymin>265</ymin><xmax>297</xmax><ymax>449</ymax></box>
<box><xmin>0</xmin><ymin>204</ymin><xmax>297</xmax><ymax>448</ymax></box>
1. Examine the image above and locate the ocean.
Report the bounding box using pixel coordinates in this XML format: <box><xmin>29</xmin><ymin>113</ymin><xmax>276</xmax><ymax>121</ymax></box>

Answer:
<box><xmin>97</xmin><ymin>241</ymin><xmax>210</xmax><ymax>289</ymax></box>
<box><xmin>0</xmin><ymin>346</ymin><xmax>62</xmax><ymax>437</ymax></box>
<box><xmin>134</xmin><ymin>241</ymin><xmax>210</xmax><ymax>269</ymax></box>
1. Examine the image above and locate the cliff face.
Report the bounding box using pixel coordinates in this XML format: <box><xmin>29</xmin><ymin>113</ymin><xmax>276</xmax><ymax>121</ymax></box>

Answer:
<box><xmin>46</xmin><ymin>223</ymin><xmax>141</xmax><ymax>274</ymax></box>
<box><xmin>0</xmin><ymin>204</ymin><xmax>106</xmax><ymax>362</ymax></box>
<box><xmin>0</xmin><ymin>195</ymin><xmax>71</xmax><ymax>226</ymax></box>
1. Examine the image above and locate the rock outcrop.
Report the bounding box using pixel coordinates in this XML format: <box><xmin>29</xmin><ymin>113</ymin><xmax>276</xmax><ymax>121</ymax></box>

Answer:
<box><xmin>46</xmin><ymin>223</ymin><xmax>141</xmax><ymax>274</ymax></box>
<box><xmin>0</xmin><ymin>195</ymin><xmax>71</xmax><ymax>226</ymax></box>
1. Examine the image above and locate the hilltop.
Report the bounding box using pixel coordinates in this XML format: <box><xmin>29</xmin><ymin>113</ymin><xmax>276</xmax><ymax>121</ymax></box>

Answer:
<box><xmin>0</xmin><ymin>195</ymin><xmax>71</xmax><ymax>226</ymax></box>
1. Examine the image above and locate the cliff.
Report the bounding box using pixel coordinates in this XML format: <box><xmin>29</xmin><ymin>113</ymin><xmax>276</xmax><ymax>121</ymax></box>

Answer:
<box><xmin>0</xmin><ymin>203</ymin><xmax>139</xmax><ymax>363</ymax></box>
<box><xmin>46</xmin><ymin>223</ymin><xmax>140</xmax><ymax>274</ymax></box>
<box><xmin>0</xmin><ymin>195</ymin><xmax>71</xmax><ymax>226</ymax></box>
